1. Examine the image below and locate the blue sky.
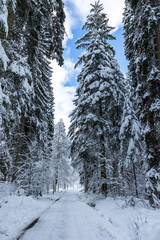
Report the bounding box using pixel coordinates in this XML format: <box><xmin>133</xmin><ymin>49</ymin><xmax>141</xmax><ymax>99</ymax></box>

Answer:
<box><xmin>64</xmin><ymin>26</ymin><xmax>128</xmax><ymax>88</ymax></box>
<box><xmin>52</xmin><ymin>0</ymin><xmax>126</xmax><ymax>129</ymax></box>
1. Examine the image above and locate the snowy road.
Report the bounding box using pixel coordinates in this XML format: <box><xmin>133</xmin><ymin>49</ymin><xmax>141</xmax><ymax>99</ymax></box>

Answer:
<box><xmin>21</xmin><ymin>191</ymin><xmax>111</xmax><ymax>240</ymax></box>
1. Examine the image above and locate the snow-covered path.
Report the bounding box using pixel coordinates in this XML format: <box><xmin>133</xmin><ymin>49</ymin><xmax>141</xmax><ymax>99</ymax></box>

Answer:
<box><xmin>21</xmin><ymin>191</ymin><xmax>111</xmax><ymax>240</ymax></box>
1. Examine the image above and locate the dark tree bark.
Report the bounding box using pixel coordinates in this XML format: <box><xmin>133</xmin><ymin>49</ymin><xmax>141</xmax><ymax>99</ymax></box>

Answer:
<box><xmin>156</xmin><ymin>29</ymin><xmax>160</xmax><ymax>70</ymax></box>
<box><xmin>99</xmin><ymin>104</ymin><xmax>107</xmax><ymax>196</ymax></box>
<box><xmin>12</xmin><ymin>115</ymin><xmax>25</xmax><ymax>181</ymax></box>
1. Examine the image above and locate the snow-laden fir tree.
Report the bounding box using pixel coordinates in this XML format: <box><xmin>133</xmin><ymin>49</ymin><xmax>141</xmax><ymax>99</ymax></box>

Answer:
<box><xmin>52</xmin><ymin>0</ymin><xmax>65</xmax><ymax>66</ymax></box>
<box><xmin>69</xmin><ymin>1</ymin><xmax>124</xmax><ymax>195</ymax></box>
<box><xmin>0</xmin><ymin>125</ymin><xmax>11</xmax><ymax>181</ymax></box>
<box><xmin>0</xmin><ymin>0</ymin><xmax>18</xmax><ymax>181</ymax></box>
<box><xmin>0</xmin><ymin>0</ymin><xmax>65</xmax><ymax>195</ymax></box>
<box><xmin>123</xmin><ymin>0</ymin><xmax>160</xmax><ymax>205</ymax></box>
<box><xmin>119</xmin><ymin>75</ymin><xmax>144</xmax><ymax>197</ymax></box>
<box><xmin>51</xmin><ymin>119</ymin><xmax>71</xmax><ymax>193</ymax></box>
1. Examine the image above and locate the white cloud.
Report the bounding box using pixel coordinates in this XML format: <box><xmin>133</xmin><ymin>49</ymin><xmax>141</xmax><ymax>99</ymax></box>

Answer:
<box><xmin>63</xmin><ymin>7</ymin><xmax>74</xmax><ymax>46</ymax></box>
<box><xmin>67</xmin><ymin>0</ymin><xmax>125</xmax><ymax>28</ymax></box>
<box><xmin>51</xmin><ymin>5</ymin><xmax>78</xmax><ymax>131</ymax></box>
<box><xmin>51</xmin><ymin>59</ymin><xmax>77</xmax><ymax>131</ymax></box>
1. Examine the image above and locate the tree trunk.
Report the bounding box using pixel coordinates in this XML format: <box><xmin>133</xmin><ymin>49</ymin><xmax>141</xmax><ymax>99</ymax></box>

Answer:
<box><xmin>84</xmin><ymin>160</ymin><xmax>88</xmax><ymax>192</ymax></box>
<box><xmin>16</xmin><ymin>115</ymin><xmax>25</xmax><ymax>162</ymax></box>
<box><xmin>101</xmin><ymin>163</ymin><xmax>107</xmax><ymax>195</ymax></box>
<box><xmin>0</xmin><ymin>3</ymin><xmax>15</xmax><ymax>39</ymax></box>
<box><xmin>156</xmin><ymin>29</ymin><xmax>160</xmax><ymax>70</ymax></box>
<box><xmin>12</xmin><ymin>115</ymin><xmax>25</xmax><ymax>181</ymax></box>
<box><xmin>52</xmin><ymin>180</ymin><xmax>56</xmax><ymax>194</ymax></box>
<box><xmin>132</xmin><ymin>158</ymin><xmax>139</xmax><ymax>198</ymax></box>
<box><xmin>99</xmin><ymin>104</ymin><xmax>107</xmax><ymax>196</ymax></box>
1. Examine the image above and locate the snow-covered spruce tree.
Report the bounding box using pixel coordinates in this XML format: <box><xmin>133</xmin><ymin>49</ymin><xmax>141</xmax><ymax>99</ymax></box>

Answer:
<box><xmin>12</xmin><ymin>0</ymin><xmax>65</xmax><ymax>195</ymax></box>
<box><xmin>0</xmin><ymin>0</ymin><xmax>17</xmax><ymax>181</ymax></box>
<box><xmin>69</xmin><ymin>1</ymin><xmax>124</xmax><ymax>195</ymax></box>
<box><xmin>123</xmin><ymin>0</ymin><xmax>160</xmax><ymax>205</ymax></box>
<box><xmin>51</xmin><ymin>0</ymin><xmax>65</xmax><ymax>66</ymax></box>
<box><xmin>0</xmin><ymin>0</ymin><xmax>65</xmax><ymax>195</ymax></box>
<box><xmin>0</xmin><ymin>0</ymin><xmax>39</xmax><ymax>185</ymax></box>
<box><xmin>119</xmin><ymin>75</ymin><xmax>144</xmax><ymax>197</ymax></box>
<box><xmin>22</xmin><ymin>0</ymin><xmax>56</xmax><ymax>194</ymax></box>
<box><xmin>51</xmin><ymin>119</ymin><xmax>71</xmax><ymax>193</ymax></box>
<box><xmin>0</xmin><ymin>125</ymin><xmax>12</xmax><ymax>181</ymax></box>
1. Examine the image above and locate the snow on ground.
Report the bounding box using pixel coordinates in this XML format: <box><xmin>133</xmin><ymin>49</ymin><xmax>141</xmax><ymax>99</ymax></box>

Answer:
<box><xmin>0</xmin><ymin>191</ymin><xmax>62</xmax><ymax>240</ymax></box>
<box><xmin>79</xmin><ymin>192</ymin><xmax>160</xmax><ymax>240</ymax></box>
<box><xmin>21</xmin><ymin>191</ymin><xmax>112</xmax><ymax>240</ymax></box>
<box><xmin>0</xmin><ymin>190</ymin><xmax>160</xmax><ymax>240</ymax></box>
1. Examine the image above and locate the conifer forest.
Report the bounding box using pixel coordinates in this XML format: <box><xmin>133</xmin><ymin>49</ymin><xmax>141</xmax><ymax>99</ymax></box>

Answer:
<box><xmin>0</xmin><ymin>1</ymin><xmax>160</xmax><ymax>239</ymax></box>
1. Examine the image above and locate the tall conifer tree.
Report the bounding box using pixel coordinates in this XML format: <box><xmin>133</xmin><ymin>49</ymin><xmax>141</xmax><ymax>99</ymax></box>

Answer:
<box><xmin>0</xmin><ymin>0</ymin><xmax>65</xmax><ymax>195</ymax></box>
<box><xmin>119</xmin><ymin>75</ymin><xmax>143</xmax><ymax>197</ymax></box>
<box><xmin>69</xmin><ymin>1</ymin><xmax>124</xmax><ymax>195</ymax></box>
<box><xmin>51</xmin><ymin>119</ymin><xmax>71</xmax><ymax>192</ymax></box>
<box><xmin>123</xmin><ymin>0</ymin><xmax>160</xmax><ymax>205</ymax></box>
